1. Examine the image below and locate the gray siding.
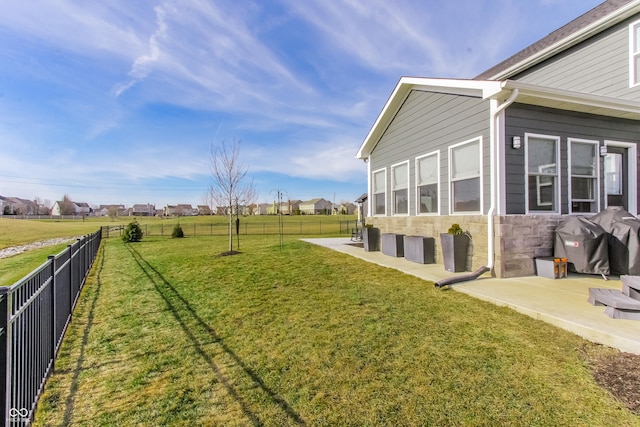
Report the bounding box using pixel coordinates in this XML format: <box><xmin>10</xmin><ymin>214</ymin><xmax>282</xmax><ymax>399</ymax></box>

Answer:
<box><xmin>513</xmin><ymin>16</ymin><xmax>640</xmax><ymax>101</ymax></box>
<box><xmin>370</xmin><ymin>89</ymin><xmax>491</xmax><ymax>216</ymax></box>
<box><xmin>505</xmin><ymin>103</ymin><xmax>640</xmax><ymax>214</ymax></box>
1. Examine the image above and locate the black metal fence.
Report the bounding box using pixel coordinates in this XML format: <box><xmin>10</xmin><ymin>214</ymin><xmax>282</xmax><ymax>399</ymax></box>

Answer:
<box><xmin>102</xmin><ymin>220</ymin><xmax>357</xmax><ymax>238</ymax></box>
<box><xmin>0</xmin><ymin>230</ymin><xmax>102</xmax><ymax>426</ymax></box>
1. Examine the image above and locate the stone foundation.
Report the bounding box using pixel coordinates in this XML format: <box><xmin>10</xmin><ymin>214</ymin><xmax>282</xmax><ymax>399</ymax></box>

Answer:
<box><xmin>367</xmin><ymin>214</ymin><xmax>564</xmax><ymax>278</ymax></box>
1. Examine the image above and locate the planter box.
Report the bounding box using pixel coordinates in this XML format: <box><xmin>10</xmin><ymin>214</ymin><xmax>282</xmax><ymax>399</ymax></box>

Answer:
<box><xmin>403</xmin><ymin>236</ymin><xmax>435</xmax><ymax>264</ymax></box>
<box><xmin>382</xmin><ymin>233</ymin><xmax>404</xmax><ymax>257</ymax></box>
<box><xmin>440</xmin><ymin>233</ymin><xmax>470</xmax><ymax>272</ymax></box>
<box><xmin>362</xmin><ymin>227</ymin><xmax>380</xmax><ymax>252</ymax></box>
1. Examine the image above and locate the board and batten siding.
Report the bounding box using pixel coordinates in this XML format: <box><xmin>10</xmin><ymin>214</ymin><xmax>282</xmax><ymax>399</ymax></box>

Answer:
<box><xmin>512</xmin><ymin>16</ymin><xmax>640</xmax><ymax>101</ymax></box>
<box><xmin>369</xmin><ymin>89</ymin><xmax>491</xmax><ymax>216</ymax></box>
<box><xmin>504</xmin><ymin>103</ymin><xmax>640</xmax><ymax>214</ymax></box>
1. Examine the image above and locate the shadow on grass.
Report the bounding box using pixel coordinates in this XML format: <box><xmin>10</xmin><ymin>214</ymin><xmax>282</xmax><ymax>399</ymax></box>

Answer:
<box><xmin>62</xmin><ymin>244</ymin><xmax>106</xmax><ymax>425</ymax></box>
<box><xmin>125</xmin><ymin>244</ymin><xmax>306</xmax><ymax>426</ymax></box>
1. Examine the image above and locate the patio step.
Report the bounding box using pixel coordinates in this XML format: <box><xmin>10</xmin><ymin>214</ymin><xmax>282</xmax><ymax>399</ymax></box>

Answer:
<box><xmin>588</xmin><ymin>288</ymin><xmax>640</xmax><ymax>321</ymax></box>
<box><xmin>621</xmin><ymin>275</ymin><xmax>640</xmax><ymax>300</ymax></box>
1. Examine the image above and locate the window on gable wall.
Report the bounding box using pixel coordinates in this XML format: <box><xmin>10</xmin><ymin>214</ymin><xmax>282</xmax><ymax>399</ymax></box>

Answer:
<box><xmin>569</xmin><ymin>139</ymin><xmax>598</xmax><ymax>214</ymax></box>
<box><xmin>391</xmin><ymin>162</ymin><xmax>409</xmax><ymax>215</ymax></box>
<box><xmin>372</xmin><ymin>169</ymin><xmax>386</xmax><ymax>215</ymax></box>
<box><xmin>630</xmin><ymin>20</ymin><xmax>640</xmax><ymax>86</ymax></box>
<box><xmin>416</xmin><ymin>152</ymin><xmax>439</xmax><ymax>214</ymax></box>
<box><xmin>450</xmin><ymin>138</ymin><xmax>481</xmax><ymax>213</ymax></box>
<box><xmin>526</xmin><ymin>134</ymin><xmax>559</xmax><ymax>213</ymax></box>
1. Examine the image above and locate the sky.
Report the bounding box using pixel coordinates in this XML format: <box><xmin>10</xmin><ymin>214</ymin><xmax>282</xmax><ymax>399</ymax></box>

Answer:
<box><xmin>0</xmin><ymin>0</ymin><xmax>605</xmax><ymax>209</ymax></box>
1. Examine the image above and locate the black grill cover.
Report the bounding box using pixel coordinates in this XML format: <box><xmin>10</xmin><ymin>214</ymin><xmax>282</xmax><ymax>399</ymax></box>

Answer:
<box><xmin>554</xmin><ymin>216</ymin><xmax>609</xmax><ymax>275</ymax></box>
<box><xmin>590</xmin><ymin>206</ymin><xmax>640</xmax><ymax>275</ymax></box>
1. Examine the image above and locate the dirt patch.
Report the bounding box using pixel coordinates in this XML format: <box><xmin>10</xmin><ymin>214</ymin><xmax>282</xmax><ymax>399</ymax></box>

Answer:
<box><xmin>589</xmin><ymin>351</ymin><xmax>640</xmax><ymax>415</ymax></box>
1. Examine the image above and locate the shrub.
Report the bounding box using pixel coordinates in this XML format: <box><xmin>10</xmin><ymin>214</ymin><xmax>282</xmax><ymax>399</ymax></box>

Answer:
<box><xmin>122</xmin><ymin>221</ymin><xmax>143</xmax><ymax>242</ymax></box>
<box><xmin>447</xmin><ymin>223</ymin><xmax>464</xmax><ymax>235</ymax></box>
<box><xmin>172</xmin><ymin>224</ymin><xmax>184</xmax><ymax>238</ymax></box>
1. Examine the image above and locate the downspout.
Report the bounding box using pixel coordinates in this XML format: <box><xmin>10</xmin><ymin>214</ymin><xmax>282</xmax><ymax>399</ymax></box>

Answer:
<box><xmin>435</xmin><ymin>88</ymin><xmax>518</xmax><ymax>288</ymax></box>
<box><xmin>486</xmin><ymin>88</ymin><xmax>519</xmax><ymax>271</ymax></box>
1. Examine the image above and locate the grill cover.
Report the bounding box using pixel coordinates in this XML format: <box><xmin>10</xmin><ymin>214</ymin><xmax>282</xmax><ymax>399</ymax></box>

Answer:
<box><xmin>590</xmin><ymin>206</ymin><xmax>640</xmax><ymax>275</ymax></box>
<box><xmin>554</xmin><ymin>216</ymin><xmax>609</xmax><ymax>275</ymax></box>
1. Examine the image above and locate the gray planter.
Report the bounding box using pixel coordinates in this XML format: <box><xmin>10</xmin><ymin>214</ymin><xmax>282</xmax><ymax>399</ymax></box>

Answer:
<box><xmin>404</xmin><ymin>236</ymin><xmax>435</xmax><ymax>264</ymax></box>
<box><xmin>362</xmin><ymin>227</ymin><xmax>380</xmax><ymax>252</ymax></box>
<box><xmin>440</xmin><ymin>233</ymin><xmax>470</xmax><ymax>272</ymax></box>
<box><xmin>382</xmin><ymin>233</ymin><xmax>404</xmax><ymax>257</ymax></box>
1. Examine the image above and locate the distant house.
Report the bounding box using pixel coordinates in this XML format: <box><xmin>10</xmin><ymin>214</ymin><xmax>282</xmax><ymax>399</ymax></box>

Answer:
<box><xmin>131</xmin><ymin>204</ymin><xmax>155</xmax><ymax>216</ymax></box>
<box><xmin>0</xmin><ymin>196</ymin><xmax>37</xmax><ymax>215</ymax></box>
<box><xmin>95</xmin><ymin>204</ymin><xmax>127</xmax><ymax>217</ymax></box>
<box><xmin>252</xmin><ymin>203</ymin><xmax>270</xmax><ymax>215</ymax></box>
<box><xmin>335</xmin><ymin>202</ymin><xmax>356</xmax><ymax>215</ymax></box>
<box><xmin>281</xmin><ymin>200</ymin><xmax>301</xmax><ymax>215</ymax></box>
<box><xmin>299</xmin><ymin>198</ymin><xmax>333</xmax><ymax>215</ymax></box>
<box><xmin>197</xmin><ymin>205</ymin><xmax>212</xmax><ymax>215</ymax></box>
<box><xmin>164</xmin><ymin>204</ymin><xmax>194</xmax><ymax>216</ymax></box>
<box><xmin>51</xmin><ymin>200</ymin><xmax>93</xmax><ymax>216</ymax></box>
<box><xmin>356</xmin><ymin>0</ymin><xmax>640</xmax><ymax>278</ymax></box>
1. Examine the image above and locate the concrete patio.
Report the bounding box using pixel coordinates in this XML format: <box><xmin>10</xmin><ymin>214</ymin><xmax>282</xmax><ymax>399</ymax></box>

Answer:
<box><xmin>303</xmin><ymin>237</ymin><xmax>640</xmax><ymax>354</ymax></box>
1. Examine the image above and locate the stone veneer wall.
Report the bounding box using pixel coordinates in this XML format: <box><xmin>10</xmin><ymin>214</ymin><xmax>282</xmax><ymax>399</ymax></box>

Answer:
<box><xmin>367</xmin><ymin>215</ymin><xmax>487</xmax><ymax>274</ymax></box>
<box><xmin>368</xmin><ymin>214</ymin><xmax>564</xmax><ymax>278</ymax></box>
<box><xmin>494</xmin><ymin>214</ymin><xmax>564</xmax><ymax>278</ymax></box>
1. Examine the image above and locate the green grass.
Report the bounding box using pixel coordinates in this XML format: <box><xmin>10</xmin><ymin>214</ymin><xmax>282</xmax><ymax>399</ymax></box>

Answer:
<box><xmin>0</xmin><ymin>215</ymin><xmax>354</xmax><ymax>286</ymax></box>
<box><xmin>34</xmin><ymin>235</ymin><xmax>639</xmax><ymax>426</ymax></box>
<box><xmin>0</xmin><ymin>243</ymin><xmax>71</xmax><ymax>286</ymax></box>
<box><xmin>0</xmin><ymin>215</ymin><xmax>355</xmax><ymax>248</ymax></box>
<box><xmin>0</xmin><ymin>218</ymin><xmax>101</xmax><ymax>249</ymax></box>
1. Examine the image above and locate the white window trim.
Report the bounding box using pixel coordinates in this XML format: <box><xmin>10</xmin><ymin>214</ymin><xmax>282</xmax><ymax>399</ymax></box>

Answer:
<box><xmin>371</xmin><ymin>167</ymin><xmax>387</xmax><ymax>216</ymax></box>
<box><xmin>524</xmin><ymin>133</ymin><xmax>561</xmax><ymax>214</ymax></box>
<box><xmin>448</xmin><ymin>137</ymin><xmax>483</xmax><ymax>215</ymax></box>
<box><xmin>568</xmin><ymin>138</ymin><xmax>600</xmax><ymax>215</ymax></box>
<box><xmin>605</xmin><ymin>140</ymin><xmax>638</xmax><ymax>216</ymax></box>
<box><xmin>391</xmin><ymin>160</ymin><xmax>410</xmax><ymax>216</ymax></box>
<box><xmin>415</xmin><ymin>150</ymin><xmax>440</xmax><ymax>216</ymax></box>
<box><xmin>629</xmin><ymin>20</ymin><xmax>640</xmax><ymax>87</ymax></box>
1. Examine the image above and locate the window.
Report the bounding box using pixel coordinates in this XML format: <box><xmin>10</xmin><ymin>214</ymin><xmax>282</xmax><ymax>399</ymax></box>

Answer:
<box><xmin>569</xmin><ymin>139</ymin><xmax>598</xmax><ymax>214</ymax></box>
<box><xmin>391</xmin><ymin>162</ymin><xmax>409</xmax><ymax>215</ymax></box>
<box><xmin>630</xmin><ymin>21</ymin><xmax>640</xmax><ymax>86</ymax></box>
<box><xmin>605</xmin><ymin>153</ymin><xmax>623</xmax><ymax>196</ymax></box>
<box><xmin>526</xmin><ymin>134</ymin><xmax>559</xmax><ymax>213</ymax></box>
<box><xmin>449</xmin><ymin>138</ymin><xmax>482</xmax><ymax>213</ymax></box>
<box><xmin>416</xmin><ymin>152</ymin><xmax>439</xmax><ymax>214</ymax></box>
<box><xmin>372</xmin><ymin>168</ymin><xmax>386</xmax><ymax>215</ymax></box>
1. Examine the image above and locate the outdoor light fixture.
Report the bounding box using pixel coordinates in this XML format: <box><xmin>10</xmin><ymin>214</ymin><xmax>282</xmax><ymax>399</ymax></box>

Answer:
<box><xmin>512</xmin><ymin>136</ymin><xmax>522</xmax><ymax>149</ymax></box>
<box><xmin>600</xmin><ymin>144</ymin><xmax>608</xmax><ymax>156</ymax></box>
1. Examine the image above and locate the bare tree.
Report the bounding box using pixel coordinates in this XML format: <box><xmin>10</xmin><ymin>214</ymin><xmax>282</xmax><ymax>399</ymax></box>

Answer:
<box><xmin>59</xmin><ymin>194</ymin><xmax>76</xmax><ymax>216</ymax></box>
<box><xmin>208</xmin><ymin>138</ymin><xmax>256</xmax><ymax>253</ymax></box>
<box><xmin>107</xmin><ymin>205</ymin><xmax>120</xmax><ymax>220</ymax></box>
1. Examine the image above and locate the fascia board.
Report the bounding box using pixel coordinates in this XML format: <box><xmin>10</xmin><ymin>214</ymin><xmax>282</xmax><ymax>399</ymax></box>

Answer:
<box><xmin>487</xmin><ymin>1</ymin><xmax>640</xmax><ymax>81</ymax></box>
<box><xmin>356</xmin><ymin>77</ymin><xmax>501</xmax><ymax>159</ymax></box>
<box><xmin>499</xmin><ymin>81</ymin><xmax>640</xmax><ymax>117</ymax></box>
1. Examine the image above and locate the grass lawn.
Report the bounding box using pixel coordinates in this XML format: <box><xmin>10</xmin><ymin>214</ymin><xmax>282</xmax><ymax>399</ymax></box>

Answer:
<box><xmin>34</xmin><ymin>235</ymin><xmax>639</xmax><ymax>426</ymax></box>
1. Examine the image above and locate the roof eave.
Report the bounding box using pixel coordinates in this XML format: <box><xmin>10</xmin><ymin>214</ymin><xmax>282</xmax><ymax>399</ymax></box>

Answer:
<box><xmin>493</xmin><ymin>80</ymin><xmax>640</xmax><ymax>119</ymax></box>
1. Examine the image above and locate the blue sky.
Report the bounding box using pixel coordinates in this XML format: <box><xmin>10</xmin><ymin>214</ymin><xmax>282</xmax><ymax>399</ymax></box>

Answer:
<box><xmin>0</xmin><ymin>0</ymin><xmax>603</xmax><ymax>208</ymax></box>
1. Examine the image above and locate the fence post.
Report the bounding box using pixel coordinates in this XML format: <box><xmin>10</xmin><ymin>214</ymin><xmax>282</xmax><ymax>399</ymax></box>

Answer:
<box><xmin>0</xmin><ymin>287</ymin><xmax>10</xmax><ymax>427</ymax></box>
<box><xmin>48</xmin><ymin>255</ymin><xmax>56</xmax><ymax>371</ymax></box>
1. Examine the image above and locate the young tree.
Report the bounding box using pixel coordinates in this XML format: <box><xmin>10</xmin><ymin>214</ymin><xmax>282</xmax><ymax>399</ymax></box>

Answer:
<box><xmin>208</xmin><ymin>138</ymin><xmax>256</xmax><ymax>253</ymax></box>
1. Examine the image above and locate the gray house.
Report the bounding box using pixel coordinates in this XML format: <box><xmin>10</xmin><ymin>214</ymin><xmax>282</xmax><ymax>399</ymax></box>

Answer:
<box><xmin>357</xmin><ymin>0</ymin><xmax>640</xmax><ymax>278</ymax></box>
